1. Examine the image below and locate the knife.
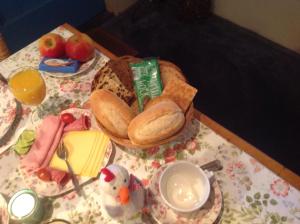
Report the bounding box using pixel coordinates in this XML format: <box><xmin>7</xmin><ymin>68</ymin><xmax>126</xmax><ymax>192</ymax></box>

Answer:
<box><xmin>0</xmin><ymin>73</ymin><xmax>23</xmax><ymax>147</ymax></box>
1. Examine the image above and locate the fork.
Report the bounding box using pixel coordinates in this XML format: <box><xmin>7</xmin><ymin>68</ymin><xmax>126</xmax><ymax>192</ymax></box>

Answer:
<box><xmin>57</xmin><ymin>141</ymin><xmax>82</xmax><ymax>196</ymax></box>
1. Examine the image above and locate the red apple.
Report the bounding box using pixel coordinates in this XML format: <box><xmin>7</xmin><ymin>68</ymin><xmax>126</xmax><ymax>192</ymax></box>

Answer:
<box><xmin>65</xmin><ymin>33</ymin><xmax>95</xmax><ymax>62</ymax></box>
<box><xmin>38</xmin><ymin>33</ymin><xmax>65</xmax><ymax>58</ymax></box>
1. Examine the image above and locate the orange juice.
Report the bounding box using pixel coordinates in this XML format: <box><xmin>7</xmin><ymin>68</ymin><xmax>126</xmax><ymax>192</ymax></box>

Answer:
<box><xmin>8</xmin><ymin>68</ymin><xmax>46</xmax><ymax>105</ymax></box>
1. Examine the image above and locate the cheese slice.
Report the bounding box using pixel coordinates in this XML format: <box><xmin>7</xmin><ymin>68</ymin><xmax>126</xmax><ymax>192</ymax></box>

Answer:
<box><xmin>49</xmin><ymin>130</ymin><xmax>109</xmax><ymax>177</ymax></box>
<box><xmin>81</xmin><ymin>131</ymin><xmax>109</xmax><ymax>177</ymax></box>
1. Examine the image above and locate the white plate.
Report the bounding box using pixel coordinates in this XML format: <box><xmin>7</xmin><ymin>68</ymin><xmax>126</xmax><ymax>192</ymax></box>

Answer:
<box><xmin>20</xmin><ymin>108</ymin><xmax>113</xmax><ymax>197</ymax></box>
<box><xmin>0</xmin><ymin>193</ymin><xmax>9</xmax><ymax>224</ymax></box>
<box><xmin>41</xmin><ymin>54</ymin><xmax>98</xmax><ymax>78</ymax></box>
<box><xmin>148</xmin><ymin>165</ymin><xmax>223</xmax><ymax>224</ymax></box>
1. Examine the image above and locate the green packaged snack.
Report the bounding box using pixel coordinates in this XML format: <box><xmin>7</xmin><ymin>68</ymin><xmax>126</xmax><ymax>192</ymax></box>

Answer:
<box><xmin>130</xmin><ymin>59</ymin><xmax>163</xmax><ymax>112</ymax></box>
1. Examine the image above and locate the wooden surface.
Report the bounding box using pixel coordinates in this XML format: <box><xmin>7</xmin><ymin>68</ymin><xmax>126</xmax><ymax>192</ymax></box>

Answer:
<box><xmin>62</xmin><ymin>23</ymin><xmax>300</xmax><ymax>190</ymax></box>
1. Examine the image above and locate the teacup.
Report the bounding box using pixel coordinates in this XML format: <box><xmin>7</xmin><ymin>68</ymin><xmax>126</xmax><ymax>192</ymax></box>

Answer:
<box><xmin>159</xmin><ymin>161</ymin><xmax>212</xmax><ymax>213</ymax></box>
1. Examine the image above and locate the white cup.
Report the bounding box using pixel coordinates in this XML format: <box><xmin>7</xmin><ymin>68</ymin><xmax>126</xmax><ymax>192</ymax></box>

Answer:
<box><xmin>159</xmin><ymin>161</ymin><xmax>212</xmax><ymax>213</ymax></box>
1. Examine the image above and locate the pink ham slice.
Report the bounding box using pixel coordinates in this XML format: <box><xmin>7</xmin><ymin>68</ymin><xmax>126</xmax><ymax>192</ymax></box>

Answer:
<box><xmin>21</xmin><ymin>115</ymin><xmax>63</xmax><ymax>174</ymax></box>
<box><xmin>21</xmin><ymin>114</ymin><xmax>89</xmax><ymax>186</ymax></box>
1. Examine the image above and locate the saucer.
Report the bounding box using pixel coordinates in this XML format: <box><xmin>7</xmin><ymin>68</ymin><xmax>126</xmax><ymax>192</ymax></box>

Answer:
<box><xmin>148</xmin><ymin>165</ymin><xmax>223</xmax><ymax>224</ymax></box>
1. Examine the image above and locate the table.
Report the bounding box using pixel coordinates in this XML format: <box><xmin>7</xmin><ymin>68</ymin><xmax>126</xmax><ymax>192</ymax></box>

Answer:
<box><xmin>0</xmin><ymin>24</ymin><xmax>299</xmax><ymax>224</ymax></box>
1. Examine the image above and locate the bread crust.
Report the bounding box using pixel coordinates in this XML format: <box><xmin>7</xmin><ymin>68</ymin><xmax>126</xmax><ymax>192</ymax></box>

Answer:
<box><xmin>128</xmin><ymin>100</ymin><xmax>185</xmax><ymax>144</ymax></box>
<box><xmin>90</xmin><ymin>89</ymin><xmax>135</xmax><ymax>138</ymax></box>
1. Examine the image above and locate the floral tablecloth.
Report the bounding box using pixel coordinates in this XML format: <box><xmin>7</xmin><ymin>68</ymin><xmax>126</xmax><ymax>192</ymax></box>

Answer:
<box><xmin>0</xmin><ymin>26</ymin><xmax>299</xmax><ymax>224</ymax></box>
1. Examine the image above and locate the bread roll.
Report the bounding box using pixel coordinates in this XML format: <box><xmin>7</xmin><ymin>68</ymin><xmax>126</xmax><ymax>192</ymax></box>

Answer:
<box><xmin>159</xmin><ymin>60</ymin><xmax>186</xmax><ymax>87</ymax></box>
<box><xmin>128</xmin><ymin>100</ymin><xmax>185</xmax><ymax>144</ymax></box>
<box><xmin>144</xmin><ymin>96</ymin><xmax>175</xmax><ymax>111</ymax></box>
<box><xmin>90</xmin><ymin>89</ymin><xmax>135</xmax><ymax>138</ymax></box>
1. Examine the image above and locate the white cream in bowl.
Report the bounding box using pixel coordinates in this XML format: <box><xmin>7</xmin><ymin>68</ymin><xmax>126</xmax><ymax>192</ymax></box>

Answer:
<box><xmin>159</xmin><ymin>161</ymin><xmax>211</xmax><ymax>213</ymax></box>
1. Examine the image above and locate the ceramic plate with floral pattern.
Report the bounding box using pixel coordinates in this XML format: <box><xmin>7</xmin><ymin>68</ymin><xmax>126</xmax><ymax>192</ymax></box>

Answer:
<box><xmin>20</xmin><ymin>108</ymin><xmax>113</xmax><ymax>197</ymax></box>
<box><xmin>0</xmin><ymin>80</ymin><xmax>30</xmax><ymax>154</ymax></box>
<box><xmin>41</xmin><ymin>53</ymin><xmax>98</xmax><ymax>78</ymax></box>
<box><xmin>0</xmin><ymin>193</ymin><xmax>9</xmax><ymax>224</ymax></box>
<box><xmin>148</xmin><ymin>165</ymin><xmax>223</xmax><ymax>224</ymax></box>
<box><xmin>0</xmin><ymin>81</ymin><xmax>16</xmax><ymax>136</ymax></box>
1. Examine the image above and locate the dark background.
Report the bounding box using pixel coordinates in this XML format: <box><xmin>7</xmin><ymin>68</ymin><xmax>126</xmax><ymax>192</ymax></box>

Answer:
<box><xmin>81</xmin><ymin>0</ymin><xmax>300</xmax><ymax>175</ymax></box>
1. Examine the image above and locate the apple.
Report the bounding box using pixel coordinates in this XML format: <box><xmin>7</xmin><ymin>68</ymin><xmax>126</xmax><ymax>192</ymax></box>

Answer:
<box><xmin>38</xmin><ymin>33</ymin><xmax>65</xmax><ymax>58</ymax></box>
<box><xmin>65</xmin><ymin>33</ymin><xmax>95</xmax><ymax>62</ymax></box>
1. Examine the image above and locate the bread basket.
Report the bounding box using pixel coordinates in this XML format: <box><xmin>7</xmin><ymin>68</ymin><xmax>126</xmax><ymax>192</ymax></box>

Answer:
<box><xmin>96</xmin><ymin>104</ymin><xmax>194</xmax><ymax>149</ymax></box>
<box><xmin>92</xmin><ymin>56</ymin><xmax>195</xmax><ymax>149</ymax></box>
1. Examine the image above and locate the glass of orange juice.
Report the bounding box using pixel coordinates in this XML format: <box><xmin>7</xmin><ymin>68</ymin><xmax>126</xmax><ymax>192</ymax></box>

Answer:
<box><xmin>8</xmin><ymin>67</ymin><xmax>46</xmax><ymax>105</ymax></box>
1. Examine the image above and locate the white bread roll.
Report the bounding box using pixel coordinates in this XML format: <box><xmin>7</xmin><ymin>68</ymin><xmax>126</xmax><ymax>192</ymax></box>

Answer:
<box><xmin>159</xmin><ymin>60</ymin><xmax>186</xmax><ymax>87</ymax></box>
<box><xmin>128</xmin><ymin>100</ymin><xmax>185</xmax><ymax>144</ymax></box>
<box><xmin>90</xmin><ymin>89</ymin><xmax>135</xmax><ymax>138</ymax></box>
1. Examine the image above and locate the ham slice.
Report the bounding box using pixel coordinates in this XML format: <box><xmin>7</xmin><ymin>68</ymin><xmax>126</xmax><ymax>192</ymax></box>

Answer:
<box><xmin>21</xmin><ymin>113</ymin><xmax>89</xmax><ymax>186</ymax></box>
<box><xmin>21</xmin><ymin>116</ymin><xmax>63</xmax><ymax>174</ymax></box>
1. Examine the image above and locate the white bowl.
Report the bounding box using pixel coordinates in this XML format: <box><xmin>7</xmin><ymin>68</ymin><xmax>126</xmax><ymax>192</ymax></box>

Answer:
<box><xmin>159</xmin><ymin>161</ymin><xmax>211</xmax><ymax>213</ymax></box>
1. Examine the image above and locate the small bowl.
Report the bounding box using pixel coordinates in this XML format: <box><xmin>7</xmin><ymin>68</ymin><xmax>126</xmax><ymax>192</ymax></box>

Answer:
<box><xmin>159</xmin><ymin>161</ymin><xmax>211</xmax><ymax>213</ymax></box>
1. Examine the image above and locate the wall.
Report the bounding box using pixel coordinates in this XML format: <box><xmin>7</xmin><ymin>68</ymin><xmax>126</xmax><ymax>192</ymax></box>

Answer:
<box><xmin>213</xmin><ymin>0</ymin><xmax>300</xmax><ymax>53</ymax></box>
<box><xmin>0</xmin><ymin>0</ymin><xmax>105</xmax><ymax>52</ymax></box>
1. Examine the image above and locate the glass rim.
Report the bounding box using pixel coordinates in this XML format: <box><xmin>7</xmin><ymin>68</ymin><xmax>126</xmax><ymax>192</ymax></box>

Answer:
<box><xmin>8</xmin><ymin>189</ymin><xmax>39</xmax><ymax>220</ymax></box>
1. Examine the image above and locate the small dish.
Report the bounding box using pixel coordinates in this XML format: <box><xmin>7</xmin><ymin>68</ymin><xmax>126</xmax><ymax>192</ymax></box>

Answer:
<box><xmin>159</xmin><ymin>161</ymin><xmax>211</xmax><ymax>213</ymax></box>
<box><xmin>148</xmin><ymin>164</ymin><xmax>223</xmax><ymax>224</ymax></box>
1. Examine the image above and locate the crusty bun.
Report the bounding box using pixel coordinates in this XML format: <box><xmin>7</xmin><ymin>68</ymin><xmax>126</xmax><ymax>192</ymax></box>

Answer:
<box><xmin>144</xmin><ymin>96</ymin><xmax>176</xmax><ymax>111</ymax></box>
<box><xmin>128</xmin><ymin>100</ymin><xmax>185</xmax><ymax>144</ymax></box>
<box><xmin>90</xmin><ymin>89</ymin><xmax>135</xmax><ymax>138</ymax></box>
<box><xmin>159</xmin><ymin>60</ymin><xmax>186</xmax><ymax>87</ymax></box>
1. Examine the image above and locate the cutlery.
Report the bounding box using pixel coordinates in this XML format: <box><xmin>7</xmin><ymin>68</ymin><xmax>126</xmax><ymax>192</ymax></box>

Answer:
<box><xmin>0</xmin><ymin>73</ymin><xmax>22</xmax><ymax>147</ymax></box>
<box><xmin>200</xmin><ymin>159</ymin><xmax>223</xmax><ymax>172</ymax></box>
<box><xmin>56</xmin><ymin>141</ymin><xmax>82</xmax><ymax>196</ymax></box>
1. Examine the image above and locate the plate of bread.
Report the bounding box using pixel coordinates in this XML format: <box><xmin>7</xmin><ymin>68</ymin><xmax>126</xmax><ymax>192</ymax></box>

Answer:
<box><xmin>90</xmin><ymin>56</ymin><xmax>197</xmax><ymax>149</ymax></box>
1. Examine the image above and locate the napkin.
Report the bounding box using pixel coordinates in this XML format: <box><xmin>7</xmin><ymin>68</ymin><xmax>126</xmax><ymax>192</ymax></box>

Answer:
<box><xmin>49</xmin><ymin>130</ymin><xmax>110</xmax><ymax>177</ymax></box>
<box><xmin>21</xmin><ymin>114</ymin><xmax>89</xmax><ymax>185</ymax></box>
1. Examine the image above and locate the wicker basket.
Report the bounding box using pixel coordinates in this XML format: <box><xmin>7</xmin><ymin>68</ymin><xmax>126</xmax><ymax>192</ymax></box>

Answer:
<box><xmin>97</xmin><ymin>103</ymin><xmax>194</xmax><ymax>149</ymax></box>
<box><xmin>93</xmin><ymin>56</ymin><xmax>194</xmax><ymax>149</ymax></box>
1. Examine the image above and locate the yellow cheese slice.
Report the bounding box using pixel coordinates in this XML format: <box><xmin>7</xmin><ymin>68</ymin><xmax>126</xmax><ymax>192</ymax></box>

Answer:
<box><xmin>80</xmin><ymin>131</ymin><xmax>101</xmax><ymax>176</ymax></box>
<box><xmin>49</xmin><ymin>130</ymin><xmax>109</xmax><ymax>176</ymax></box>
<box><xmin>81</xmin><ymin>132</ymin><xmax>109</xmax><ymax>177</ymax></box>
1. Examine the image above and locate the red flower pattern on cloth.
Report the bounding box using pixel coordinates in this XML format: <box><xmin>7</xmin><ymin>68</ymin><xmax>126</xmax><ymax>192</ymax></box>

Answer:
<box><xmin>141</xmin><ymin>179</ymin><xmax>149</xmax><ymax>187</ymax></box>
<box><xmin>164</xmin><ymin>147</ymin><xmax>176</xmax><ymax>163</ymax></box>
<box><xmin>60</xmin><ymin>80</ymin><xmax>78</xmax><ymax>92</ymax></box>
<box><xmin>151</xmin><ymin>161</ymin><xmax>161</xmax><ymax>169</ymax></box>
<box><xmin>146</xmin><ymin>146</ymin><xmax>160</xmax><ymax>156</ymax></box>
<box><xmin>186</xmin><ymin>139</ymin><xmax>197</xmax><ymax>151</ymax></box>
<box><xmin>249</xmin><ymin>158</ymin><xmax>263</xmax><ymax>173</ymax></box>
<box><xmin>77</xmin><ymin>82</ymin><xmax>91</xmax><ymax>92</ymax></box>
<box><xmin>271</xmin><ymin>179</ymin><xmax>290</xmax><ymax>197</ymax></box>
<box><xmin>226</xmin><ymin>161</ymin><xmax>246</xmax><ymax>179</ymax></box>
<box><xmin>4</xmin><ymin>106</ymin><xmax>16</xmax><ymax>123</ymax></box>
<box><xmin>60</xmin><ymin>80</ymin><xmax>91</xmax><ymax>93</ymax></box>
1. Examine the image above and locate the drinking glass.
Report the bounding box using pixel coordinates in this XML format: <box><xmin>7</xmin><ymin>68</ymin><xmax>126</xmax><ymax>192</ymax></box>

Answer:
<box><xmin>8</xmin><ymin>67</ymin><xmax>46</xmax><ymax>106</ymax></box>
